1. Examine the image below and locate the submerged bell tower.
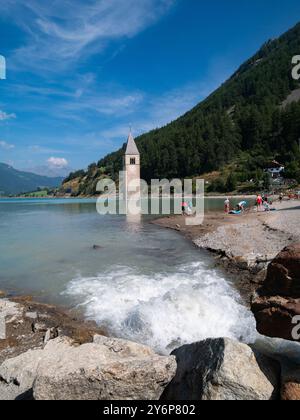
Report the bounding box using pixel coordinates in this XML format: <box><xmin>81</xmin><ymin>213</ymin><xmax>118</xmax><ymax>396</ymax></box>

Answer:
<box><xmin>123</xmin><ymin>131</ymin><xmax>141</xmax><ymax>213</ymax></box>
<box><xmin>124</xmin><ymin>131</ymin><xmax>140</xmax><ymax>192</ymax></box>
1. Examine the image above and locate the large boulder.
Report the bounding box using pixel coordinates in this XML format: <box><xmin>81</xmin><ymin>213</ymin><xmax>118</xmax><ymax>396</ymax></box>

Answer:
<box><xmin>162</xmin><ymin>338</ymin><xmax>280</xmax><ymax>401</ymax></box>
<box><xmin>33</xmin><ymin>335</ymin><xmax>176</xmax><ymax>400</ymax></box>
<box><xmin>252</xmin><ymin>296</ymin><xmax>300</xmax><ymax>341</ymax></box>
<box><xmin>0</xmin><ymin>337</ymin><xmax>73</xmax><ymax>400</ymax></box>
<box><xmin>0</xmin><ymin>335</ymin><xmax>176</xmax><ymax>400</ymax></box>
<box><xmin>262</xmin><ymin>244</ymin><xmax>300</xmax><ymax>298</ymax></box>
<box><xmin>252</xmin><ymin>244</ymin><xmax>300</xmax><ymax>341</ymax></box>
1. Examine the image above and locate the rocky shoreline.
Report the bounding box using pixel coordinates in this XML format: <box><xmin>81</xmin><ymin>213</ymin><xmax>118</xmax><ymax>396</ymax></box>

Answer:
<box><xmin>0</xmin><ymin>294</ymin><xmax>292</xmax><ymax>401</ymax></box>
<box><xmin>0</xmin><ymin>296</ymin><xmax>106</xmax><ymax>364</ymax></box>
<box><xmin>153</xmin><ymin>200</ymin><xmax>300</xmax><ymax>301</ymax></box>
<box><xmin>1</xmin><ymin>200</ymin><xmax>300</xmax><ymax>400</ymax></box>
<box><xmin>0</xmin><ymin>295</ymin><xmax>299</xmax><ymax>401</ymax></box>
<box><xmin>154</xmin><ymin>200</ymin><xmax>300</xmax><ymax>399</ymax></box>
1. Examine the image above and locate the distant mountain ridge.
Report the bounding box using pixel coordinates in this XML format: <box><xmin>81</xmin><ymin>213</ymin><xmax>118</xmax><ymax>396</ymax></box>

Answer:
<box><xmin>0</xmin><ymin>163</ymin><xmax>63</xmax><ymax>195</ymax></box>
<box><xmin>64</xmin><ymin>22</ymin><xmax>300</xmax><ymax>195</ymax></box>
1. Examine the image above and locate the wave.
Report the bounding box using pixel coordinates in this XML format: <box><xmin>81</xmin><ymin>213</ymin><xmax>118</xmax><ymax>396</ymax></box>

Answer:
<box><xmin>65</xmin><ymin>261</ymin><xmax>257</xmax><ymax>354</ymax></box>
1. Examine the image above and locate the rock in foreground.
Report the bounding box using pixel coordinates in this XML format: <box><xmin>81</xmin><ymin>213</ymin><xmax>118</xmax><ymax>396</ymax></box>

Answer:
<box><xmin>13</xmin><ymin>335</ymin><xmax>174</xmax><ymax>400</ymax></box>
<box><xmin>33</xmin><ymin>336</ymin><xmax>176</xmax><ymax>400</ymax></box>
<box><xmin>162</xmin><ymin>338</ymin><xmax>280</xmax><ymax>401</ymax></box>
<box><xmin>0</xmin><ymin>337</ymin><xmax>73</xmax><ymax>400</ymax></box>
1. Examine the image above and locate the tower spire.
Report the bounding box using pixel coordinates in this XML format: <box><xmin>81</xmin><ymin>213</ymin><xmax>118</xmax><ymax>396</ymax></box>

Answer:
<box><xmin>125</xmin><ymin>130</ymin><xmax>140</xmax><ymax>155</ymax></box>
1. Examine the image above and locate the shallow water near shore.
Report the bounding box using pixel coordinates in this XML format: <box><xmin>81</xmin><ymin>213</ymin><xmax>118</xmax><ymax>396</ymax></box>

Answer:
<box><xmin>0</xmin><ymin>197</ymin><xmax>257</xmax><ymax>353</ymax></box>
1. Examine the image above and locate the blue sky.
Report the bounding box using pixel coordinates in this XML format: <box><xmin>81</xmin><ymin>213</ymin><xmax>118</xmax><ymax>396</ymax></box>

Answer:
<box><xmin>1</xmin><ymin>0</ymin><xmax>300</xmax><ymax>176</ymax></box>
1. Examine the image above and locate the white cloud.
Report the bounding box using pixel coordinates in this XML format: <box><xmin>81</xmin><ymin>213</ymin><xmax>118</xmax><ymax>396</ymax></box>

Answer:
<box><xmin>24</xmin><ymin>164</ymin><xmax>72</xmax><ymax>178</ymax></box>
<box><xmin>4</xmin><ymin>0</ymin><xmax>175</xmax><ymax>73</ymax></box>
<box><xmin>4</xmin><ymin>77</ymin><xmax>143</xmax><ymax>122</ymax></box>
<box><xmin>0</xmin><ymin>140</ymin><xmax>15</xmax><ymax>150</ymax></box>
<box><xmin>47</xmin><ymin>157</ymin><xmax>69</xmax><ymax>169</ymax></box>
<box><xmin>59</xmin><ymin>91</ymin><xmax>143</xmax><ymax>119</ymax></box>
<box><xmin>96</xmin><ymin>79</ymin><xmax>220</xmax><ymax>142</ymax></box>
<box><xmin>0</xmin><ymin>110</ymin><xmax>16</xmax><ymax>121</ymax></box>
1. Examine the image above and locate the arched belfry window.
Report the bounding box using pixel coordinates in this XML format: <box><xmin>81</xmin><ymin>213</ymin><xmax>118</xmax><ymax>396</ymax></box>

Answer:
<box><xmin>130</xmin><ymin>158</ymin><xmax>136</xmax><ymax>165</ymax></box>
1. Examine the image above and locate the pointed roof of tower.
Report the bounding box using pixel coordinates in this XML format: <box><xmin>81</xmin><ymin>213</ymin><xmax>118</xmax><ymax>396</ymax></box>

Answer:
<box><xmin>125</xmin><ymin>132</ymin><xmax>140</xmax><ymax>155</ymax></box>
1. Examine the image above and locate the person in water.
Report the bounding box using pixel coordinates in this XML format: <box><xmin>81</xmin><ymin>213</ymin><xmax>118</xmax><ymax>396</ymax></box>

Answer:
<box><xmin>224</xmin><ymin>198</ymin><xmax>230</xmax><ymax>213</ymax></box>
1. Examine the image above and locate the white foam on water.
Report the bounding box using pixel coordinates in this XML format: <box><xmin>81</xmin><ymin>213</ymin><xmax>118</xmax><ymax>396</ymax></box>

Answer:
<box><xmin>65</xmin><ymin>261</ymin><xmax>257</xmax><ymax>354</ymax></box>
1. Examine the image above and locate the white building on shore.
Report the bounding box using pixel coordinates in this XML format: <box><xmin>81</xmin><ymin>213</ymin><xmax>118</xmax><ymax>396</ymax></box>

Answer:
<box><xmin>264</xmin><ymin>160</ymin><xmax>285</xmax><ymax>179</ymax></box>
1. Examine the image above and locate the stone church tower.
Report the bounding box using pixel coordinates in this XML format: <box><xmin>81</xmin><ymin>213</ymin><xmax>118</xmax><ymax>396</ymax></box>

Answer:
<box><xmin>124</xmin><ymin>131</ymin><xmax>140</xmax><ymax>202</ymax></box>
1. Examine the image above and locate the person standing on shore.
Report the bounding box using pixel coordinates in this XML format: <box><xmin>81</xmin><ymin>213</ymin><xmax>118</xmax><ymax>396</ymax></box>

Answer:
<box><xmin>256</xmin><ymin>194</ymin><xmax>263</xmax><ymax>212</ymax></box>
<box><xmin>224</xmin><ymin>198</ymin><xmax>230</xmax><ymax>213</ymax></box>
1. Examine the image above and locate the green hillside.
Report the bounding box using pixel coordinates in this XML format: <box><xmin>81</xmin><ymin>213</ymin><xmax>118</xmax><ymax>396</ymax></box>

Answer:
<box><xmin>64</xmin><ymin>22</ymin><xmax>300</xmax><ymax>195</ymax></box>
<box><xmin>0</xmin><ymin>163</ymin><xmax>63</xmax><ymax>196</ymax></box>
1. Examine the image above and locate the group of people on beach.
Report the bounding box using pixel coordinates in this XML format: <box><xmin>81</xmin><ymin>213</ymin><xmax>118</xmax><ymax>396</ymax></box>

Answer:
<box><xmin>224</xmin><ymin>194</ymin><xmax>276</xmax><ymax>215</ymax></box>
<box><xmin>181</xmin><ymin>193</ymin><xmax>284</xmax><ymax>217</ymax></box>
<box><xmin>224</xmin><ymin>198</ymin><xmax>247</xmax><ymax>214</ymax></box>
<box><xmin>255</xmin><ymin>194</ymin><xmax>275</xmax><ymax>212</ymax></box>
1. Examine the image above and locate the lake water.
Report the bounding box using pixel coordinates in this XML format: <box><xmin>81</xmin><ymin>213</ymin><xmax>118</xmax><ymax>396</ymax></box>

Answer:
<box><xmin>0</xmin><ymin>197</ymin><xmax>256</xmax><ymax>353</ymax></box>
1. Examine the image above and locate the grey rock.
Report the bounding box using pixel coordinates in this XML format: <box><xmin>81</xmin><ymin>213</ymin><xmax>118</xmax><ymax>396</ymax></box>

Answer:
<box><xmin>92</xmin><ymin>245</ymin><xmax>104</xmax><ymax>250</ymax></box>
<box><xmin>44</xmin><ymin>327</ymin><xmax>59</xmax><ymax>344</ymax></box>
<box><xmin>0</xmin><ymin>299</ymin><xmax>22</xmax><ymax>339</ymax></box>
<box><xmin>34</xmin><ymin>336</ymin><xmax>176</xmax><ymax>400</ymax></box>
<box><xmin>0</xmin><ymin>299</ymin><xmax>22</xmax><ymax>320</ymax></box>
<box><xmin>93</xmin><ymin>334</ymin><xmax>150</xmax><ymax>352</ymax></box>
<box><xmin>162</xmin><ymin>338</ymin><xmax>280</xmax><ymax>401</ymax></box>
<box><xmin>0</xmin><ymin>382</ymin><xmax>33</xmax><ymax>400</ymax></box>
<box><xmin>44</xmin><ymin>329</ymin><xmax>51</xmax><ymax>344</ymax></box>
<box><xmin>0</xmin><ymin>348</ymin><xmax>44</xmax><ymax>397</ymax></box>
<box><xmin>25</xmin><ymin>312</ymin><xmax>38</xmax><ymax>320</ymax></box>
<box><xmin>0</xmin><ymin>337</ymin><xmax>73</xmax><ymax>400</ymax></box>
<box><xmin>32</xmin><ymin>322</ymin><xmax>48</xmax><ymax>333</ymax></box>
<box><xmin>253</xmin><ymin>335</ymin><xmax>300</xmax><ymax>365</ymax></box>
<box><xmin>0</xmin><ymin>335</ymin><xmax>176</xmax><ymax>401</ymax></box>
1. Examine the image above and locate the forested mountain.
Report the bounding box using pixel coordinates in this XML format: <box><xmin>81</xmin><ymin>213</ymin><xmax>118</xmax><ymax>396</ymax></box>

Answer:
<box><xmin>64</xmin><ymin>22</ymin><xmax>300</xmax><ymax>195</ymax></box>
<box><xmin>0</xmin><ymin>163</ymin><xmax>63</xmax><ymax>195</ymax></box>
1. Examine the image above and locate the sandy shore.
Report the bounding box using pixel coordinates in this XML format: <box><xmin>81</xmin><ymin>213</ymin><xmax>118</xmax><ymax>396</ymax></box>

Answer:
<box><xmin>153</xmin><ymin>200</ymin><xmax>300</xmax><ymax>302</ymax></box>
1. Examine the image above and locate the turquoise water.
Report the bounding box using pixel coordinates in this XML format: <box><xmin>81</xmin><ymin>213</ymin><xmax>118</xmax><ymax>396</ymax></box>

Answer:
<box><xmin>0</xmin><ymin>196</ymin><xmax>252</xmax><ymax>210</ymax></box>
<box><xmin>0</xmin><ymin>198</ymin><xmax>256</xmax><ymax>353</ymax></box>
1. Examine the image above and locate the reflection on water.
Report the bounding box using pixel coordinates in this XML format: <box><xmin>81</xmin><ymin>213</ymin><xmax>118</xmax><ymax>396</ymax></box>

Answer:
<box><xmin>126</xmin><ymin>213</ymin><xmax>142</xmax><ymax>232</ymax></box>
